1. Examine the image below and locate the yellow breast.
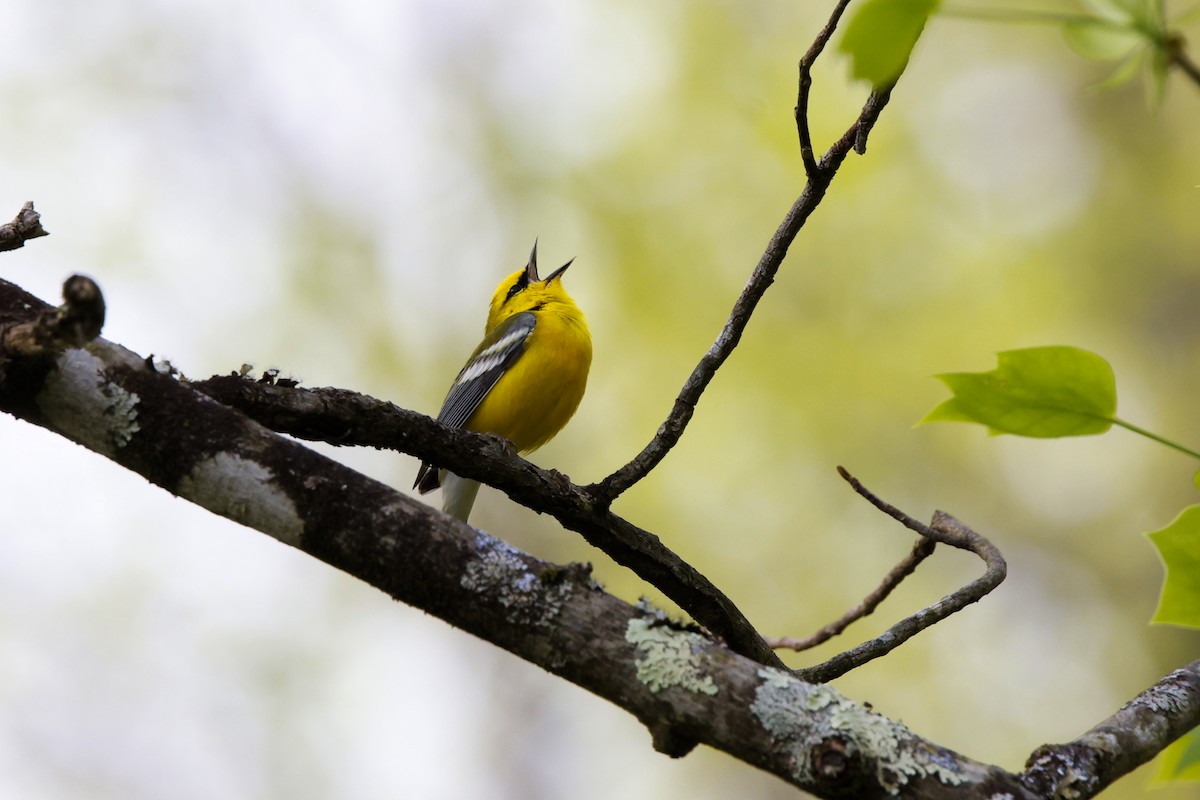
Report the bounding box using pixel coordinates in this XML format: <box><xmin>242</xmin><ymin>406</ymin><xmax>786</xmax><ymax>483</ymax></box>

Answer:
<box><xmin>465</xmin><ymin>304</ymin><xmax>592</xmax><ymax>453</ymax></box>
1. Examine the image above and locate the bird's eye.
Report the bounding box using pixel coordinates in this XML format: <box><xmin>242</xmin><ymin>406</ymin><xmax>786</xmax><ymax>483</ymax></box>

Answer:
<box><xmin>505</xmin><ymin>273</ymin><xmax>528</xmax><ymax>301</ymax></box>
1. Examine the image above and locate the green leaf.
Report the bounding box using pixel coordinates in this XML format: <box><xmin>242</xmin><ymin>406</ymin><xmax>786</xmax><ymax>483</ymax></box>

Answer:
<box><xmin>1059</xmin><ymin>1</ymin><xmax>1175</xmax><ymax>103</ymax></box>
<box><xmin>839</xmin><ymin>0</ymin><xmax>941</xmax><ymax>87</ymax></box>
<box><xmin>1062</xmin><ymin>19</ymin><xmax>1142</xmax><ymax>60</ymax></box>
<box><xmin>1144</xmin><ymin>41</ymin><xmax>1171</xmax><ymax>106</ymax></box>
<box><xmin>1093</xmin><ymin>47</ymin><xmax>1148</xmax><ymax>90</ymax></box>
<box><xmin>1144</xmin><ymin>0</ymin><xmax>1167</xmax><ymax>30</ymax></box>
<box><xmin>921</xmin><ymin>346</ymin><xmax>1117</xmax><ymax>437</ymax></box>
<box><xmin>1082</xmin><ymin>0</ymin><xmax>1144</xmax><ymax>23</ymax></box>
<box><xmin>1148</xmin><ymin>506</ymin><xmax>1200</xmax><ymax>628</ymax></box>
<box><xmin>1154</xmin><ymin>728</ymin><xmax>1200</xmax><ymax>783</ymax></box>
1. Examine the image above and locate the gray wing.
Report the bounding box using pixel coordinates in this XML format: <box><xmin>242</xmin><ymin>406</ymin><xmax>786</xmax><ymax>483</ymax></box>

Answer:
<box><xmin>414</xmin><ymin>312</ymin><xmax>536</xmax><ymax>493</ymax></box>
<box><xmin>436</xmin><ymin>312</ymin><xmax>536</xmax><ymax>429</ymax></box>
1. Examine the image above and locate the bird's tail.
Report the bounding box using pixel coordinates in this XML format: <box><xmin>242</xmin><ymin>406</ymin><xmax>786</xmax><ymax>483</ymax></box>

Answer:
<box><xmin>441</xmin><ymin>472</ymin><xmax>481</xmax><ymax>522</ymax></box>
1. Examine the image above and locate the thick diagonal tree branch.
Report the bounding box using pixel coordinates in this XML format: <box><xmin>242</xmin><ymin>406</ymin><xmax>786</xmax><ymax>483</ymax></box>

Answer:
<box><xmin>200</xmin><ymin>374</ymin><xmax>1008</xmax><ymax>678</ymax></box>
<box><xmin>2</xmin><ymin>2</ymin><xmax>1193</xmax><ymax>793</ymax></box>
<box><xmin>0</xmin><ymin>274</ymin><xmax>1012</xmax><ymax>796</ymax></box>
<box><xmin>192</xmin><ymin>360</ymin><xmax>1020</xmax><ymax>698</ymax></box>
<box><xmin>4</xmin><ymin>273</ymin><xmax>1198</xmax><ymax>798</ymax></box>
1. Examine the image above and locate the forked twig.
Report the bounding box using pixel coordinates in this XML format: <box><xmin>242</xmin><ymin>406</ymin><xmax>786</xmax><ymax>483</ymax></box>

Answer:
<box><xmin>796</xmin><ymin>0</ymin><xmax>853</xmax><ymax>176</ymax></box>
<box><xmin>795</xmin><ymin>468</ymin><xmax>1007</xmax><ymax>683</ymax></box>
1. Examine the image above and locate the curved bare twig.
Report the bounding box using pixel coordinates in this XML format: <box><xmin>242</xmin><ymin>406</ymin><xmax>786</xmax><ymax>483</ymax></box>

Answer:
<box><xmin>796</xmin><ymin>468</ymin><xmax>1007</xmax><ymax>684</ymax></box>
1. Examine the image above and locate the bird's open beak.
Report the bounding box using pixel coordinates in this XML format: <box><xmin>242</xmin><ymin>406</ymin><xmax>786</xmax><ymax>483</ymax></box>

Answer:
<box><xmin>526</xmin><ymin>240</ymin><xmax>541</xmax><ymax>282</ymax></box>
<box><xmin>544</xmin><ymin>257</ymin><xmax>574</xmax><ymax>282</ymax></box>
<box><xmin>526</xmin><ymin>239</ymin><xmax>573</xmax><ymax>283</ymax></box>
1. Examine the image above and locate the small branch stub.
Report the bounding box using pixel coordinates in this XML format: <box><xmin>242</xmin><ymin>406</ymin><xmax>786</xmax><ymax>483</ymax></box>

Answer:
<box><xmin>0</xmin><ymin>274</ymin><xmax>106</xmax><ymax>358</ymax></box>
<box><xmin>0</xmin><ymin>202</ymin><xmax>49</xmax><ymax>252</ymax></box>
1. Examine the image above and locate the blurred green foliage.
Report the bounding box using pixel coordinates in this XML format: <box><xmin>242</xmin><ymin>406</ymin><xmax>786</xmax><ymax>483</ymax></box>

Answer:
<box><xmin>1156</xmin><ymin>726</ymin><xmax>1200</xmax><ymax>782</ymax></box>
<box><xmin>3</xmin><ymin>1</ymin><xmax>1200</xmax><ymax>798</ymax></box>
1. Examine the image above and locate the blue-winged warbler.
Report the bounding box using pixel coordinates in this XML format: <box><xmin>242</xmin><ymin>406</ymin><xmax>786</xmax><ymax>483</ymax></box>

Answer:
<box><xmin>414</xmin><ymin>241</ymin><xmax>592</xmax><ymax>521</ymax></box>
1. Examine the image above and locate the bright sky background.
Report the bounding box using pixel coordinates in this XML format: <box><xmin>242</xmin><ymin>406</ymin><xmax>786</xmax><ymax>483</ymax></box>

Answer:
<box><xmin>2</xmin><ymin>2</ymin><xmax>1199</xmax><ymax>799</ymax></box>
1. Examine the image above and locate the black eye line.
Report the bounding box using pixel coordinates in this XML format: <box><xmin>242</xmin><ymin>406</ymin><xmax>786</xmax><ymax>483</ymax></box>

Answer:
<box><xmin>505</xmin><ymin>273</ymin><xmax>528</xmax><ymax>301</ymax></box>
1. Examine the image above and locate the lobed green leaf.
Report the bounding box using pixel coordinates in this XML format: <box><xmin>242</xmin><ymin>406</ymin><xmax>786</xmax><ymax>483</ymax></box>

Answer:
<box><xmin>1148</xmin><ymin>505</ymin><xmax>1200</xmax><ymax>628</ymax></box>
<box><xmin>922</xmin><ymin>346</ymin><xmax>1117</xmax><ymax>438</ymax></box>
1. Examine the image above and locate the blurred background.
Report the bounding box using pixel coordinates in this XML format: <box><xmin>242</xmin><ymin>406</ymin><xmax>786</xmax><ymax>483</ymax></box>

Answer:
<box><xmin>1</xmin><ymin>1</ymin><xmax>1198</xmax><ymax>797</ymax></box>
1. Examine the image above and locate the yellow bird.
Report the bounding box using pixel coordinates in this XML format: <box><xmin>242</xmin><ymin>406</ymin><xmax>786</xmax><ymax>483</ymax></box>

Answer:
<box><xmin>414</xmin><ymin>241</ymin><xmax>592</xmax><ymax>521</ymax></box>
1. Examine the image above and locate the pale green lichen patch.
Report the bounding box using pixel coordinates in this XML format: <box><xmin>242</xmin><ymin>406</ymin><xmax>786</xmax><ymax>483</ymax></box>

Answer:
<box><xmin>624</xmin><ymin>617</ymin><xmax>718</xmax><ymax>696</ymax></box>
<box><xmin>805</xmin><ymin>683</ymin><xmax>843</xmax><ymax>712</ymax></box>
<box><xmin>461</xmin><ymin>533</ymin><xmax>572</xmax><ymax>628</ymax></box>
<box><xmin>751</xmin><ymin>668</ymin><xmax>969</xmax><ymax>793</ymax></box>
<box><xmin>750</xmin><ymin>667</ymin><xmax>822</xmax><ymax>779</ymax></box>
<box><xmin>40</xmin><ymin>348</ymin><xmax>141</xmax><ymax>455</ymax></box>
<box><xmin>830</xmin><ymin>704</ymin><xmax>969</xmax><ymax>791</ymax></box>
<box><xmin>178</xmin><ymin>452</ymin><xmax>304</xmax><ymax>547</ymax></box>
<box><xmin>102</xmin><ymin>381</ymin><xmax>141</xmax><ymax>446</ymax></box>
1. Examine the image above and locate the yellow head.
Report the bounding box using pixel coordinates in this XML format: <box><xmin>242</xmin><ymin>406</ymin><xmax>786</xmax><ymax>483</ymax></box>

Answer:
<box><xmin>486</xmin><ymin>241</ymin><xmax>579</xmax><ymax>333</ymax></box>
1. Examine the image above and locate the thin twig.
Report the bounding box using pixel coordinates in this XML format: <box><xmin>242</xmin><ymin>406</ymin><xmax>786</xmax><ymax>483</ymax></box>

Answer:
<box><xmin>1170</xmin><ymin>45</ymin><xmax>1200</xmax><ymax>90</ymax></box>
<box><xmin>796</xmin><ymin>0</ymin><xmax>854</xmax><ymax>176</ymax></box>
<box><xmin>589</xmin><ymin>1</ymin><xmax>898</xmax><ymax>506</ymax></box>
<box><xmin>796</xmin><ymin>468</ymin><xmax>1007</xmax><ymax>683</ymax></box>
<box><xmin>766</xmin><ymin>536</ymin><xmax>936</xmax><ymax>652</ymax></box>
